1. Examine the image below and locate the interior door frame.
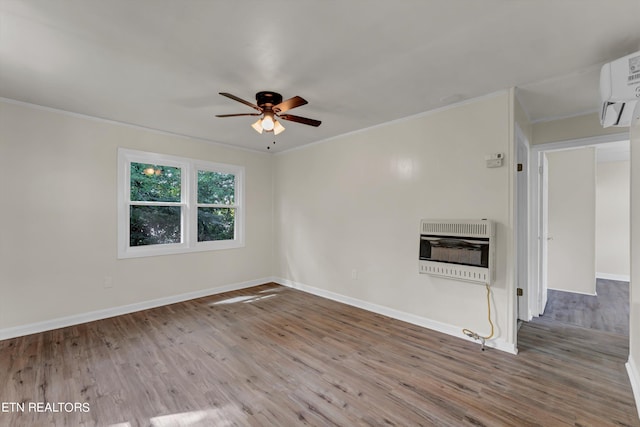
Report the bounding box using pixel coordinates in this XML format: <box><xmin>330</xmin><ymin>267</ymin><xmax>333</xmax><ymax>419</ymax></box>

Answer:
<box><xmin>515</xmin><ymin>124</ymin><xmax>530</xmax><ymax>320</ymax></box>
<box><xmin>528</xmin><ymin>132</ymin><xmax>628</xmax><ymax>317</ymax></box>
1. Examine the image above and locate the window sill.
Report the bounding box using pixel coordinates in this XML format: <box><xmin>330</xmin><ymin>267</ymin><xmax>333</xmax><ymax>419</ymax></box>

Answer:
<box><xmin>117</xmin><ymin>240</ymin><xmax>245</xmax><ymax>259</ymax></box>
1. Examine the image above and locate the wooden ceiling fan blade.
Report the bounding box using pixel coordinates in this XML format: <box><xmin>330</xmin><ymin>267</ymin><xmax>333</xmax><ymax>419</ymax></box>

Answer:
<box><xmin>279</xmin><ymin>114</ymin><xmax>321</xmax><ymax>127</ymax></box>
<box><xmin>274</xmin><ymin>96</ymin><xmax>307</xmax><ymax>113</ymax></box>
<box><xmin>215</xmin><ymin>113</ymin><xmax>262</xmax><ymax>117</ymax></box>
<box><xmin>219</xmin><ymin>92</ymin><xmax>261</xmax><ymax>111</ymax></box>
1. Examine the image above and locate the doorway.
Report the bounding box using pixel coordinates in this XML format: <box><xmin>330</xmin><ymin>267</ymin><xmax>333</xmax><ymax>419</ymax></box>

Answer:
<box><xmin>529</xmin><ymin>134</ymin><xmax>630</xmax><ymax>319</ymax></box>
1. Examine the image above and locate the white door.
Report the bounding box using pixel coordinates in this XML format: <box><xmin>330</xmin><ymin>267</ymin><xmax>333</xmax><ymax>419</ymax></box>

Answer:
<box><xmin>545</xmin><ymin>148</ymin><xmax>596</xmax><ymax>295</ymax></box>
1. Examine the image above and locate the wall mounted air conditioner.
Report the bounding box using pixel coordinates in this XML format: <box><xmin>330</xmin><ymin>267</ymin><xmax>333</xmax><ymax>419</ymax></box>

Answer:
<box><xmin>600</xmin><ymin>50</ymin><xmax>640</xmax><ymax>128</ymax></box>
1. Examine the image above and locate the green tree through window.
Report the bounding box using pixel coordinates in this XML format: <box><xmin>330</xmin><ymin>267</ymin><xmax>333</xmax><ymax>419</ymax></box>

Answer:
<box><xmin>129</xmin><ymin>163</ymin><xmax>182</xmax><ymax>247</ymax></box>
<box><xmin>197</xmin><ymin>171</ymin><xmax>235</xmax><ymax>241</ymax></box>
<box><xmin>130</xmin><ymin>163</ymin><xmax>181</xmax><ymax>202</ymax></box>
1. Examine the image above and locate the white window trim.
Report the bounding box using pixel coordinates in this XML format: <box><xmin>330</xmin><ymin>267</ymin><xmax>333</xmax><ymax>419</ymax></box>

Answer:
<box><xmin>117</xmin><ymin>148</ymin><xmax>245</xmax><ymax>259</ymax></box>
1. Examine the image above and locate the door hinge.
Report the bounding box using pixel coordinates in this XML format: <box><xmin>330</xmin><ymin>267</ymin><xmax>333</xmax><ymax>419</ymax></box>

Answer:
<box><xmin>517</xmin><ymin>163</ymin><xmax>523</xmax><ymax>172</ymax></box>
<box><xmin>516</xmin><ymin>288</ymin><xmax>523</xmax><ymax>296</ymax></box>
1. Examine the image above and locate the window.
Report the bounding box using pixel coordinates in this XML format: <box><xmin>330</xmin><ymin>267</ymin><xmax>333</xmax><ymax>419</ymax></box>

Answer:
<box><xmin>118</xmin><ymin>149</ymin><xmax>244</xmax><ymax>258</ymax></box>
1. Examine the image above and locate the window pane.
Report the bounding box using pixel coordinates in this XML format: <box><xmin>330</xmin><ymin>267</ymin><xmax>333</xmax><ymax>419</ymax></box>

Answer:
<box><xmin>130</xmin><ymin>162</ymin><xmax>181</xmax><ymax>202</ymax></box>
<box><xmin>198</xmin><ymin>208</ymin><xmax>235</xmax><ymax>241</ymax></box>
<box><xmin>130</xmin><ymin>206</ymin><xmax>181</xmax><ymax>246</ymax></box>
<box><xmin>198</xmin><ymin>171</ymin><xmax>235</xmax><ymax>204</ymax></box>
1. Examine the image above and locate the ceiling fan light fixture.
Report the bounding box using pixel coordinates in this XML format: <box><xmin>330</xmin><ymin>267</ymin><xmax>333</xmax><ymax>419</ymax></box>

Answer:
<box><xmin>273</xmin><ymin>120</ymin><xmax>285</xmax><ymax>135</ymax></box>
<box><xmin>251</xmin><ymin>119</ymin><xmax>264</xmax><ymax>134</ymax></box>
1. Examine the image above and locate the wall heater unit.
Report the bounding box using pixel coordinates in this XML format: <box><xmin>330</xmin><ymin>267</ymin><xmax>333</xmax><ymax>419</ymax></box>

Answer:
<box><xmin>419</xmin><ymin>219</ymin><xmax>495</xmax><ymax>284</ymax></box>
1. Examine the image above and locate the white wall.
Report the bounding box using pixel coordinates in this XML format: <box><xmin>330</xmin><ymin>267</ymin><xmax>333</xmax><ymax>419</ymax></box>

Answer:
<box><xmin>0</xmin><ymin>100</ymin><xmax>274</xmax><ymax>334</ymax></box>
<box><xmin>274</xmin><ymin>93</ymin><xmax>517</xmax><ymax>352</ymax></box>
<box><xmin>532</xmin><ymin>112</ymin><xmax>625</xmax><ymax>146</ymax></box>
<box><xmin>596</xmin><ymin>160</ymin><xmax>630</xmax><ymax>280</ymax></box>
<box><xmin>545</xmin><ymin>148</ymin><xmax>596</xmax><ymax>295</ymax></box>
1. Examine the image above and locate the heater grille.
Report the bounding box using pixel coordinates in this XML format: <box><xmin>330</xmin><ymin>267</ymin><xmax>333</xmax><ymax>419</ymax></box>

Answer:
<box><xmin>419</xmin><ymin>262</ymin><xmax>490</xmax><ymax>282</ymax></box>
<box><xmin>419</xmin><ymin>219</ymin><xmax>495</xmax><ymax>284</ymax></box>
<box><xmin>420</xmin><ymin>220</ymin><xmax>491</xmax><ymax>238</ymax></box>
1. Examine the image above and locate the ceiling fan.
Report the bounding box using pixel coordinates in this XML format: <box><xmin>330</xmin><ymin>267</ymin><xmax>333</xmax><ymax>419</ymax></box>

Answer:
<box><xmin>216</xmin><ymin>91</ymin><xmax>321</xmax><ymax>136</ymax></box>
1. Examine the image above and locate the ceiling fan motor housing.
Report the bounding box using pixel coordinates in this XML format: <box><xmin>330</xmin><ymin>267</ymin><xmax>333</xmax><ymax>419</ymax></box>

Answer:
<box><xmin>256</xmin><ymin>91</ymin><xmax>283</xmax><ymax>109</ymax></box>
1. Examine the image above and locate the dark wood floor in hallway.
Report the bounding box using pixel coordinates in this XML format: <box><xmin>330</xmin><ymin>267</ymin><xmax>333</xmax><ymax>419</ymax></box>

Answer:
<box><xmin>0</xmin><ymin>283</ymin><xmax>638</xmax><ymax>426</ymax></box>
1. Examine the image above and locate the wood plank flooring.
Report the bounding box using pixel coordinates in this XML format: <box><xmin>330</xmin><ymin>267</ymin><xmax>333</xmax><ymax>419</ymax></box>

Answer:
<box><xmin>0</xmin><ymin>283</ymin><xmax>638</xmax><ymax>426</ymax></box>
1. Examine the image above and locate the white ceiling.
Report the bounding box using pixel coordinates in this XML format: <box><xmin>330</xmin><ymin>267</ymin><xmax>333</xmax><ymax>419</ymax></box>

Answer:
<box><xmin>1</xmin><ymin>1</ymin><xmax>639</xmax><ymax>152</ymax></box>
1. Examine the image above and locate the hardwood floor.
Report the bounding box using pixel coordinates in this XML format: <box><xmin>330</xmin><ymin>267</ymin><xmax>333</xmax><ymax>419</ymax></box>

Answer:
<box><xmin>1</xmin><ymin>283</ymin><xmax>638</xmax><ymax>426</ymax></box>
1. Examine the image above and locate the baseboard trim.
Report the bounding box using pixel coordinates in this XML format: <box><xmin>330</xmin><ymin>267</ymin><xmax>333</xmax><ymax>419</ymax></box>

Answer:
<box><xmin>274</xmin><ymin>277</ymin><xmax>517</xmax><ymax>355</ymax></box>
<box><xmin>547</xmin><ymin>287</ymin><xmax>597</xmax><ymax>296</ymax></box>
<box><xmin>596</xmin><ymin>272</ymin><xmax>631</xmax><ymax>282</ymax></box>
<box><xmin>0</xmin><ymin>278</ymin><xmax>269</xmax><ymax>341</ymax></box>
<box><xmin>627</xmin><ymin>357</ymin><xmax>640</xmax><ymax>421</ymax></box>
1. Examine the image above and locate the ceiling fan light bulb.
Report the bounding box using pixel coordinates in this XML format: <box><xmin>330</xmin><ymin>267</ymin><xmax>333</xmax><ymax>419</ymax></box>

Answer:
<box><xmin>251</xmin><ymin>119</ymin><xmax>264</xmax><ymax>134</ymax></box>
<box><xmin>261</xmin><ymin>116</ymin><xmax>274</xmax><ymax>131</ymax></box>
<box><xmin>273</xmin><ymin>120</ymin><xmax>285</xmax><ymax>135</ymax></box>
